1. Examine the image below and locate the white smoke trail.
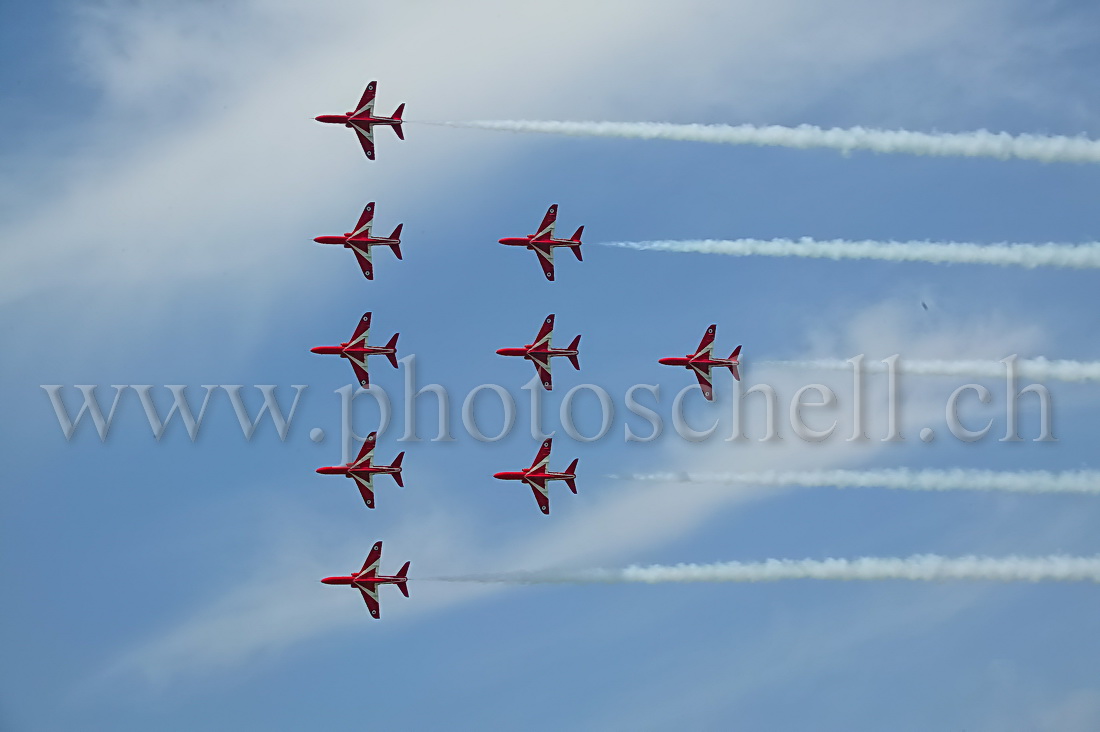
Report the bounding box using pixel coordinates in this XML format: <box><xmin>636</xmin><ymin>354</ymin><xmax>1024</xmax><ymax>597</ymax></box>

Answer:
<box><xmin>440</xmin><ymin>120</ymin><xmax>1100</xmax><ymax>164</ymax></box>
<box><xmin>437</xmin><ymin>555</ymin><xmax>1100</xmax><ymax>585</ymax></box>
<box><xmin>761</xmin><ymin>357</ymin><xmax>1100</xmax><ymax>383</ymax></box>
<box><xmin>602</xmin><ymin>238</ymin><xmax>1100</xmax><ymax>270</ymax></box>
<box><xmin>611</xmin><ymin>469</ymin><xmax>1100</xmax><ymax>495</ymax></box>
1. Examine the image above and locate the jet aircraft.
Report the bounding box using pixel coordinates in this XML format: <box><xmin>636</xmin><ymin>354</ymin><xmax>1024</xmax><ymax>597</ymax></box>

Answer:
<box><xmin>498</xmin><ymin>204</ymin><xmax>583</xmax><ymax>281</ymax></box>
<box><xmin>321</xmin><ymin>541</ymin><xmax>410</xmax><ymax>619</ymax></box>
<box><xmin>496</xmin><ymin>314</ymin><xmax>580</xmax><ymax>390</ymax></box>
<box><xmin>493</xmin><ymin>438</ymin><xmax>578</xmax><ymax>515</ymax></box>
<box><xmin>310</xmin><ymin>312</ymin><xmax>399</xmax><ymax>387</ymax></box>
<box><xmin>658</xmin><ymin>324</ymin><xmax>741</xmax><ymax>400</ymax></box>
<box><xmin>315</xmin><ymin>80</ymin><xmax>405</xmax><ymax>160</ymax></box>
<box><xmin>316</xmin><ymin>431</ymin><xmax>404</xmax><ymax>509</ymax></box>
<box><xmin>314</xmin><ymin>201</ymin><xmax>403</xmax><ymax>280</ymax></box>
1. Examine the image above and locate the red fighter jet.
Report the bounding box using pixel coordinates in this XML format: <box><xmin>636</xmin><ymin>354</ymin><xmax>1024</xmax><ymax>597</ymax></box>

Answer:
<box><xmin>314</xmin><ymin>201</ymin><xmax>403</xmax><ymax>280</ymax></box>
<box><xmin>494</xmin><ymin>438</ymin><xmax>578</xmax><ymax>515</ymax></box>
<box><xmin>321</xmin><ymin>541</ymin><xmax>410</xmax><ymax>619</ymax></box>
<box><xmin>499</xmin><ymin>204</ymin><xmax>583</xmax><ymax>281</ymax></box>
<box><xmin>496</xmin><ymin>314</ymin><xmax>581</xmax><ymax>390</ymax></box>
<box><xmin>659</xmin><ymin>324</ymin><xmax>742</xmax><ymax>400</ymax></box>
<box><xmin>315</xmin><ymin>80</ymin><xmax>405</xmax><ymax>160</ymax></box>
<box><xmin>316</xmin><ymin>431</ymin><xmax>404</xmax><ymax>509</ymax></box>
<box><xmin>310</xmin><ymin>312</ymin><xmax>399</xmax><ymax>387</ymax></box>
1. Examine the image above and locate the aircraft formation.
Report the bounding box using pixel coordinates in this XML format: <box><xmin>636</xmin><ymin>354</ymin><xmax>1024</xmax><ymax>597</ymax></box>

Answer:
<box><xmin>311</xmin><ymin>82</ymin><xmax>744</xmax><ymax>618</ymax></box>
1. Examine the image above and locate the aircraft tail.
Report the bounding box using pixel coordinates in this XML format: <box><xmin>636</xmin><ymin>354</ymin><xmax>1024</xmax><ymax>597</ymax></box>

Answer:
<box><xmin>566</xmin><ymin>335</ymin><xmax>581</xmax><ymax>370</ymax></box>
<box><xmin>729</xmin><ymin>345</ymin><xmax>742</xmax><ymax>381</ymax></box>
<box><xmin>390</xmin><ymin>452</ymin><xmax>405</xmax><ymax>487</ymax></box>
<box><xmin>385</xmin><ymin>333</ymin><xmax>400</xmax><ymax>368</ymax></box>
<box><xmin>564</xmin><ymin>458</ymin><xmax>579</xmax><ymax>494</ymax></box>
<box><xmin>389</xmin><ymin>224</ymin><xmax>404</xmax><ymax>259</ymax></box>
<box><xmin>391</xmin><ymin>104</ymin><xmax>405</xmax><ymax>139</ymax></box>
<box><xmin>396</xmin><ymin>561</ymin><xmax>411</xmax><ymax>597</ymax></box>
<box><xmin>570</xmin><ymin>227</ymin><xmax>584</xmax><ymax>260</ymax></box>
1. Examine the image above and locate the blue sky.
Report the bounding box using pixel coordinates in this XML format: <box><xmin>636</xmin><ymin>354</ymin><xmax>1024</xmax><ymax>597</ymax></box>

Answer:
<box><xmin>2</xmin><ymin>1</ymin><xmax>1100</xmax><ymax>729</ymax></box>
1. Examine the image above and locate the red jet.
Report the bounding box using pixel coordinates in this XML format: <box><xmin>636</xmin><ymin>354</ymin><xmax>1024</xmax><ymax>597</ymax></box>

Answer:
<box><xmin>315</xmin><ymin>80</ymin><xmax>405</xmax><ymax>160</ymax></box>
<box><xmin>493</xmin><ymin>438</ymin><xmax>578</xmax><ymax>515</ymax></box>
<box><xmin>659</xmin><ymin>324</ymin><xmax>742</xmax><ymax>400</ymax></box>
<box><xmin>496</xmin><ymin>314</ymin><xmax>581</xmax><ymax>390</ymax></box>
<box><xmin>499</xmin><ymin>204</ymin><xmax>583</xmax><ymax>281</ymax></box>
<box><xmin>316</xmin><ymin>431</ymin><xmax>404</xmax><ymax>509</ymax></box>
<box><xmin>314</xmin><ymin>201</ymin><xmax>403</xmax><ymax>280</ymax></box>
<box><xmin>310</xmin><ymin>312</ymin><xmax>399</xmax><ymax>387</ymax></box>
<box><xmin>321</xmin><ymin>541</ymin><xmax>410</xmax><ymax>619</ymax></box>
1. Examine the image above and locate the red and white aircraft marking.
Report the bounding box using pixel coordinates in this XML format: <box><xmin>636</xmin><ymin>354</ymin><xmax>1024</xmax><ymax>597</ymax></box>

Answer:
<box><xmin>316</xmin><ymin>431</ymin><xmax>404</xmax><ymax>509</ymax></box>
<box><xmin>659</xmin><ymin>324</ymin><xmax>742</xmax><ymax>400</ymax></box>
<box><xmin>498</xmin><ymin>204</ymin><xmax>583</xmax><ymax>281</ymax></box>
<box><xmin>493</xmin><ymin>438</ymin><xmax>578</xmax><ymax>515</ymax></box>
<box><xmin>321</xmin><ymin>541</ymin><xmax>410</xmax><ymax>619</ymax></box>
<box><xmin>310</xmin><ymin>312</ymin><xmax>399</xmax><ymax>387</ymax></box>
<box><xmin>314</xmin><ymin>201</ymin><xmax>403</xmax><ymax>280</ymax></box>
<box><xmin>496</xmin><ymin>314</ymin><xmax>581</xmax><ymax>390</ymax></box>
<box><xmin>314</xmin><ymin>80</ymin><xmax>405</xmax><ymax>160</ymax></box>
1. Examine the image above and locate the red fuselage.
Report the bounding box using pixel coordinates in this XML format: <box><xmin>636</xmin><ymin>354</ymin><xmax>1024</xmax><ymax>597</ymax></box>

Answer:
<box><xmin>495</xmin><ymin>346</ymin><xmax>579</xmax><ymax>360</ymax></box>
<box><xmin>310</xmin><ymin>344</ymin><xmax>393</xmax><ymax>358</ymax></box>
<box><xmin>320</xmin><ymin>574</ymin><xmax>407</xmax><ymax>586</ymax></box>
<box><xmin>493</xmin><ymin>470</ymin><xmax>575</xmax><ymax>482</ymax></box>
<box><xmin>314</xmin><ymin>113</ymin><xmax>400</xmax><ymax>128</ymax></box>
<box><xmin>498</xmin><ymin>236</ymin><xmax>577</xmax><ymax>249</ymax></box>
<box><xmin>316</xmin><ymin>463</ymin><xmax>400</xmax><ymax>477</ymax></box>
<box><xmin>314</xmin><ymin>234</ymin><xmax>399</xmax><ymax>248</ymax></box>
<box><xmin>659</xmin><ymin>355</ymin><xmax>739</xmax><ymax>369</ymax></box>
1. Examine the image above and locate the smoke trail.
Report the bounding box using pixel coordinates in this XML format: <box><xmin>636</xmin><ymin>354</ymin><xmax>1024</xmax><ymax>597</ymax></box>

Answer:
<box><xmin>440</xmin><ymin>120</ymin><xmax>1100</xmax><ymax>164</ymax></box>
<box><xmin>438</xmin><ymin>555</ymin><xmax>1100</xmax><ymax>585</ymax></box>
<box><xmin>602</xmin><ymin>238</ymin><xmax>1100</xmax><ymax>270</ymax></box>
<box><xmin>761</xmin><ymin>357</ymin><xmax>1100</xmax><ymax>383</ymax></box>
<box><xmin>611</xmin><ymin>469</ymin><xmax>1100</xmax><ymax>495</ymax></box>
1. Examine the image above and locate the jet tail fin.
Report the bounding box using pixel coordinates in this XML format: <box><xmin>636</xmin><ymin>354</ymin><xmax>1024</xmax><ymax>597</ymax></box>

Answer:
<box><xmin>564</xmin><ymin>458</ymin><xmax>579</xmax><ymax>493</ymax></box>
<box><xmin>384</xmin><ymin>333</ymin><xmax>400</xmax><ymax>368</ymax></box>
<box><xmin>396</xmin><ymin>561</ymin><xmax>410</xmax><ymax>597</ymax></box>
<box><xmin>567</xmin><ymin>335</ymin><xmax>581</xmax><ymax>370</ymax></box>
<box><xmin>389</xmin><ymin>224</ymin><xmax>404</xmax><ymax>259</ymax></box>
<box><xmin>729</xmin><ymin>345</ymin><xmax>742</xmax><ymax>381</ymax></box>
<box><xmin>391</xmin><ymin>104</ymin><xmax>405</xmax><ymax>139</ymax></box>
<box><xmin>570</xmin><ymin>227</ymin><xmax>584</xmax><ymax>260</ymax></box>
<box><xmin>390</xmin><ymin>452</ymin><xmax>405</xmax><ymax>487</ymax></box>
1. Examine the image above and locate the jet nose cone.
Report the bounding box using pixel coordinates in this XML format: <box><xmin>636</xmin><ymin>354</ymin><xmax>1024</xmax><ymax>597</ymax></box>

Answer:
<box><xmin>320</xmin><ymin>576</ymin><xmax>339</xmax><ymax>585</ymax></box>
<box><xmin>310</xmin><ymin>346</ymin><xmax>323</xmax><ymax>354</ymax></box>
<box><xmin>498</xmin><ymin>238</ymin><xmax>508</xmax><ymax>245</ymax></box>
<box><xmin>493</xmin><ymin>472</ymin><xmax>507</xmax><ymax>480</ymax></box>
<box><xmin>495</xmin><ymin>348</ymin><xmax>507</xmax><ymax>356</ymax></box>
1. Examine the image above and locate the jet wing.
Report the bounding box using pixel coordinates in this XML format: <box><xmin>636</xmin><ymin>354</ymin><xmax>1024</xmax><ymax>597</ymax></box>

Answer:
<box><xmin>358</xmin><ymin>541</ymin><xmax>383</xmax><ymax>577</ymax></box>
<box><xmin>694</xmin><ymin>325</ymin><xmax>717</xmax><ymax>359</ymax></box>
<box><xmin>353</xmin><ymin>81</ymin><xmax>377</xmax><ymax>118</ymax></box>
<box><xmin>351</xmin><ymin>123</ymin><xmax>376</xmax><ymax>160</ymax></box>
<box><xmin>352</xmin><ymin>202</ymin><xmax>375</xmax><ymax>238</ymax></box>
<box><xmin>353</xmin><ymin>432</ymin><xmax>376</xmax><ymax>467</ymax></box>
<box><xmin>349</xmin><ymin>244</ymin><xmax>374</xmax><ymax>280</ymax></box>
<box><xmin>529</xmin><ymin>438</ymin><xmax>553</xmax><ymax>471</ymax></box>
<box><xmin>691</xmin><ymin>363</ymin><xmax>714</xmax><ymax>400</ymax></box>
<box><xmin>348</xmin><ymin>357</ymin><xmax>370</xmax><ymax>388</ymax></box>
<box><xmin>353</xmin><ymin>473</ymin><xmax>376</xmax><ymax>508</ymax></box>
<box><xmin>533</xmin><ymin>314</ymin><xmax>554</xmax><ymax>349</ymax></box>
<box><xmin>349</xmin><ymin>312</ymin><xmax>371</xmax><ymax>347</ymax></box>
<box><xmin>532</xmin><ymin>204</ymin><xmax>557</xmax><ymax>241</ymax></box>
<box><xmin>524</xmin><ymin>476</ymin><xmax>551</xmax><ymax>515</ymax></box>
<box><xmin>530</xmin><ymin>353</ymin><xmax>552</xmax><ymax>390</ymax></box>
<box><xmin>531</xmin><ymin>243</ymin><xmax>555</xmax><ymax>281</ymax></box>
<box><xmin>357</xmin><ymin>584</ymin><xmax>381</xmax><ymax>619</ymax></box>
